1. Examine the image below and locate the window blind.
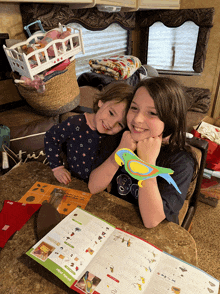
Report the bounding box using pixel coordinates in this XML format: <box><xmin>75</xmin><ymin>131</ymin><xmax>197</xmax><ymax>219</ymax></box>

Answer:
<box><xmin>148</xmin><ymin>21</ymin><xmax>199</xmax><ymax>72</ymax></box>
<box><xmin>68</xmin><ymin>23</ymin><xmax>128</xmax><ymax>77</ymax></box>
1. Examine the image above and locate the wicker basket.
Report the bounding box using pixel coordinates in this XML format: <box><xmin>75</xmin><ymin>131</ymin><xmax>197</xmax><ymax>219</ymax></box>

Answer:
<box><xmin>16</xmin><ymin>60</ymin><xmax>80</xmax><ymax>116</ymax></box>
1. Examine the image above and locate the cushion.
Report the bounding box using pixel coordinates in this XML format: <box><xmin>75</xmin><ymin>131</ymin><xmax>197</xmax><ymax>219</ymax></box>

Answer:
<box><xmin>179</xmin><ymin>145</ymin><xmax>202</xmax><ymax>225</ymax></box>
<box><xmin>186</xmin><ymin>111</ymin><xmax>207</xmax><ymax>132</ymax></box>
<box><xmin>10</xmin><ymin>117</ymin><xmax>58</xmax><ymax>158</ymax></box>
<box><xmin>79</xmin><ymin>86</ymin><xmax>99</xmax><ymax>109</ymax></box>
<box><xmin>77</xmin><ymin>65</ymin><xmax>159</xmax><ymax>90</ymax></box>
<box><xmin>59</xmin><ymin>86</ymin><xmax>99</xmax><ymax>122</ymax></box>
<box><xmin>1</xmin><ymin>105</ymin><xmax>55</xmax><ymax>127</ymax></box>
<box><xmin>184</xmin><ymin>87</ymin><xmax>211</xmax><ymax>113</ymax></box>
<box><xmin>185</xmin><ymin>145</ymin><xmax>202</xmax><ymax>201</ymax></box>
<box><xmin>0</xmin><ymin>79</ymin><xmax>22</xmax><ymax>105</ymax></box>
<box><xmin>178</xmin><ymin>199</ymin><xmax>189</xmax><ymax>225</ymax></box>
<box><xmin>1</xmin><ymin>106</ymin><xmax>59</xmax><ymax>163</ymax></box>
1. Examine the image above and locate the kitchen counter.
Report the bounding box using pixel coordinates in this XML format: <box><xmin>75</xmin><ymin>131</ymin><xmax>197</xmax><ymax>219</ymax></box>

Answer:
<box><xmin>0</xmin><ymin>162</ymin><xmax>197</xmax><ymax>294</ymax></box>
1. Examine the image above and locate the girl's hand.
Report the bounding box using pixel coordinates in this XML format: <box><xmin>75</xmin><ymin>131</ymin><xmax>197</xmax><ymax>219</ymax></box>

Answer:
<box><xmin>137</xmin><ymin>135</ymin><xmax>162</xmax><ymax>165</ymax></box>
<box><xmin>53</xmin><ymin>166</ymin><xmax>71</xmax><ymax>184</ymax></box>
<box><xmin>118</xmin><ymin>130</ymin><xmax>137</xmax><ymax>152</ymax></box>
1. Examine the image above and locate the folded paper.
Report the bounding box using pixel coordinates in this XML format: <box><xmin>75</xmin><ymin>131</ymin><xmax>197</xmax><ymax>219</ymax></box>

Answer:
<box><xmin>115</xmin><ymin>148</ymin><xmax>181</xmax><ymax>194</ymax></box>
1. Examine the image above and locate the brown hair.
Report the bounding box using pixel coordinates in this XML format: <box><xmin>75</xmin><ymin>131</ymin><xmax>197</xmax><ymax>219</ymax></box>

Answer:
<box><xmin>93</xmin><ymin>81</ymin><xmax>133</xmax><ymax>115</ymax></box>
<box><xmin>134</xmin><ymin>77</ymin><xmax>198</xmax><ymax>178</ymax></box>
<box><xmin>134</xmin><ymin>77</ymin><xmax>187</xmax><ymax>151</ymax></box>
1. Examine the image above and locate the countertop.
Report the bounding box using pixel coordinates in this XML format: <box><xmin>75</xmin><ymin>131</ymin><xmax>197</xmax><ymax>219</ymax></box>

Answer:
<box><xmin>0</xmin><ymin>162</ymin><xmax>197</xmax><ymax>294</ymax></box>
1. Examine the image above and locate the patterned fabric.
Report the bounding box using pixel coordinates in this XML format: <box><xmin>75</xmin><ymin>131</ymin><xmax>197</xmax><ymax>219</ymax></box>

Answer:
<box><xmin>89</xmin><ymin>55</ymin><xmax>141</xmax><ymax>80</ymax></box>
<box><xmin>44</xmin><ymin>114</ymin><xmax>106</xmax><ymax>181</ymax></box>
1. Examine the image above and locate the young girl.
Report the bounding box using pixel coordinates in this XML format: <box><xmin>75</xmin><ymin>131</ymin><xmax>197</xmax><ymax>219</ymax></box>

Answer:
<box><xmin>88</xmin><ymin>77</ymin><xmax>197</xmax><ymax>228</ymax></box>
<box><xmin>44</xmin><ymin>82</ymin><xmax>133</xmax><ymax>185</ymax></box>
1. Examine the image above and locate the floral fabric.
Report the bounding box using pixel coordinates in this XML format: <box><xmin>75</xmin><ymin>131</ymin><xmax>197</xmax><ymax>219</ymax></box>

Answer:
<box><xmin>89</xmin><ymin>55</ymin><xmax>141</xmax><ymax>80</ymax></box>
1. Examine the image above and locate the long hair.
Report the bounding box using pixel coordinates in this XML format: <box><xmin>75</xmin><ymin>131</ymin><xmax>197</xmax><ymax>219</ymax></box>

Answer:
<box><xmin>134</xmin><ymin>77</ymin><xmax>187</xmax><ymax>152</ymax></box>
<box><xmin>134</xmin><ymin>77</ymin><xmax>198</xmax><ymax>178</ymax></box>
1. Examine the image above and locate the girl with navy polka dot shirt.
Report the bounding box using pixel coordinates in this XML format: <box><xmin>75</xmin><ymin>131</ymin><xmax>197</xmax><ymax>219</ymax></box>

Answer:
<box><xmin>44</xmin><ymin>82</ymin><xmax>133</xmax><ymax>184</ymax></box>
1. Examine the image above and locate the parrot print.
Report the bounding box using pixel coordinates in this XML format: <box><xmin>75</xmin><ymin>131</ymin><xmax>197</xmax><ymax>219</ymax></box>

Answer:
<box><xmin>115</xmin><ymin>148</ymin><xmax>181</xmax><ymax>194</ymax></box>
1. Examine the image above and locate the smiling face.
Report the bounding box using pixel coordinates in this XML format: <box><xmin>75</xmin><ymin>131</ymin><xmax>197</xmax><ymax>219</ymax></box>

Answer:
<box><xmin>127</xmin><ymin>86</ymin><xmax>164</xmax><ymax>142</ymax></box>
<box><xmin>95</xmin><ymin>99</ymin><xmax>127</xmax><ymax>135</ymax></box>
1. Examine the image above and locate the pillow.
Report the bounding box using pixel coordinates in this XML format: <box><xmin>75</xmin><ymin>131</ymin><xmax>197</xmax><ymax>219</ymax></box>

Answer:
<box><xmin>184</xmin><ymin>87</ymin><xmax>211</xmax><ymax>113</ymax></box>
<box><xmin>1</xmin><ymin>106</ymin><xmax>59</xmax><ymax>163</ymax></box>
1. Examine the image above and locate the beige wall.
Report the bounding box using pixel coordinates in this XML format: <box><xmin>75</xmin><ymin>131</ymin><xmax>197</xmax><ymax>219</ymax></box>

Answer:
<box><xmin>0</xmin><ymin>3</ymin><xmax>25</xmax><ymax>39</ymax></box>
<box><xmin>178</xmin><ymin>0</ymin><xmax>220</xmax><ymax>118</ymax></box>
<box><xmin>132</xmin><ymin>1</ymin><xmax>220</xmax><ymax>118</ymax></box>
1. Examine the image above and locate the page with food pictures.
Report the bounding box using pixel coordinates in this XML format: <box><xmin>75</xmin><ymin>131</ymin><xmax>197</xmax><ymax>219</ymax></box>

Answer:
<box><xmin>26</xmin><ymin>207</ymin><xmax>115</xmax><ymax>288</ymax></box>
<box><xmin>72</xmin><ymin>228</ymin><xmax>163</xmax><ymax>294</ymax></box>
<box><xmin>145</xmin><ymin>252</ymin><xmax>220</xmax><ymax>294</ymax></box>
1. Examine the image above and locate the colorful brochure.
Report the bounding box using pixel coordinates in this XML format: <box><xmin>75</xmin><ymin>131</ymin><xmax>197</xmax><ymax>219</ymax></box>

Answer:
<box><xmin>26</xmin><ymin>207</ymin><xmax>219</xmax><ymax>294</ymax></box>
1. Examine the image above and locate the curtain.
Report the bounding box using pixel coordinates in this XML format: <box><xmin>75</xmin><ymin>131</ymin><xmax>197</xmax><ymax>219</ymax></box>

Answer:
<box><xmin>137</xmin><ymin>8</ymin><xmax>214</xmax><ymax>73</ymax></box>
<box><xmin>19</xmin><ymin>4</ymin><xmax>136</xmax><ymax>32</ymax></box>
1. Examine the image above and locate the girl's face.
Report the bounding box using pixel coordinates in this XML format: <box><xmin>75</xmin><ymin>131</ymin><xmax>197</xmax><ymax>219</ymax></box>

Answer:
<box><xmin>127</xmin><ymin>87</ymin><xmax>164</xmax><ymax>142</ymax></box>
<box><xmin>95</xmin><ymin>99</ymin><xmax>127</xmax><ymax>135</ymax></box>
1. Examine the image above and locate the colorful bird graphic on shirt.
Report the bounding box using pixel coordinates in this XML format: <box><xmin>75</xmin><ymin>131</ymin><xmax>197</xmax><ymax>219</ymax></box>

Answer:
<box><xmin>115</xmin><ymin>148</ymin><xmax>181</xmax><ymax>194</ymax></box>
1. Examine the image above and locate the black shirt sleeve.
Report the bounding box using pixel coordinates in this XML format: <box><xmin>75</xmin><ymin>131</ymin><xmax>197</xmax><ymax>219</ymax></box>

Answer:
<box><xmin>158</xmin><ymin>150</ymin><xmax>194</xmax><ymax>223</ymax></box>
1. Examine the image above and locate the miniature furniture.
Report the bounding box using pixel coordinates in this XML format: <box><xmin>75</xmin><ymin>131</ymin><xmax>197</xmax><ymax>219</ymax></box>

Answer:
<box><xmin>3</xmin><ymin>23</ymin><xmax>84</xmax><ymax>80</ymax></box>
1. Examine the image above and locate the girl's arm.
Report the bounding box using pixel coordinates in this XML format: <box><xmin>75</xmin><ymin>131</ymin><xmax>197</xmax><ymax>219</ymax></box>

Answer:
<box><xmin>136</xmin><ymin>136</ymin><xmax>166</xmax><ymax>228</ymax></box>
<box><xmin>88</xmin><ymin>131</ymin><xmax>136</xmax><ymax>194</ymax></box>
<box><xmin>44</xmin><ymin>118</ymin><xmax>72</xmax><ymax>169</ymax></box>
<box><xmin>88</xmin><ymin>150</ymin><xmax>120</xmax><ymax>194</ymax></box>
<box><xmin>44</xmin><ymin>117</ymin><xmax>73</xmax><ymax>184</ymax></box>
<box><xmin>138</xmin><ymin>179</ymin><xmax>166</xmax><ymax>228</ymax></box>
<box><xmin>52</xmin><ymin>166</ymin><xmax>71</xmax><ymax>185</ymax></box>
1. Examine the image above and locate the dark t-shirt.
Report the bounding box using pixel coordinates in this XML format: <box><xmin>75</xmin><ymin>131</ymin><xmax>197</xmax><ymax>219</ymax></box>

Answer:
<box><xmin>110</xmin><ymin>149</ymin><xmax>194</xmax><ymax>224</ymax></box>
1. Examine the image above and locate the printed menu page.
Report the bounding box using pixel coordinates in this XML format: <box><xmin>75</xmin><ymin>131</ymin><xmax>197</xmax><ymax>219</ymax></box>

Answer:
<box><xmin>73</xmin><ymin>229</ymin><xmax>162</xmax><ymax>294</ymax></box>
<box><xmin>146</xmin><ymin>252</ymin><xmax>219</xmax><ymax>294</ymax></box>
<box><xmin>27</xmin><ymin>207</ymin><xmax>115</xmax><ymax>287</ymax></box>
<box><xmin>26</xmin><ymin>207</ymin><xmax>220</xmax><ymax>294</ymax></box>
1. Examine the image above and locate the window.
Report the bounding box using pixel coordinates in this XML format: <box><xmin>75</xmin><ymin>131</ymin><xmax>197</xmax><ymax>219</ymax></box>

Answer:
<box><xmin>137</xmin><ymin>8</ymin><xmax>214</xmax><ymax>75</ymax></box>
<box><xmin>148</xmin><ymin>21</ymin><xmax>199</xmax><ymax>73</ymax></box>
<box><xmin>68</xmin><ymin>23</ymin><xmax>128</xmax><ymax>77</ymax></box>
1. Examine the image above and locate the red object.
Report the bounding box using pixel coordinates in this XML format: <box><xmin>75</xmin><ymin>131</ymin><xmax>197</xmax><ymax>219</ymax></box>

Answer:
<box><xmin>191</xmin><ymin>129</ymin><xmax>220</xmax><ymax>171</ymax></box>
<box><xmin>200</xmin><ymin>178</ymin><xmax>220</xmax><ymax>200</ymax></box>
<box><xmin>0</xmin><ymin>200</ymin><xmax>41</xmax><ymax>248</ymax></box>
<box><xmin>107</xmin><ymin>274</ymin><xmax>119</xmax><ymax>283</ymax></box>
<box><xmin>201</xmin><ymin>178</ymin><xmax>219</xmax><ymax>188</ymax></box>
<box><xmin>45</xmin><ymin>59</ymin><xmax>70</xmax><ymax>76</ymax></box>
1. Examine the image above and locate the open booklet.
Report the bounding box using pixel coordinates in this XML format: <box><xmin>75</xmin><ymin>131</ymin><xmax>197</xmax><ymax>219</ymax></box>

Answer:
<box><xmin>26</xmin><ymin>207</ymin><xmax>219</xmax><ymax>294</ymax></box>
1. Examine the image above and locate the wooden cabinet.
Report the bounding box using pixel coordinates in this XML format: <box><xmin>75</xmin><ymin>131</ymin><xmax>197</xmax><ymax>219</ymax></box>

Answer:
<box><xmin>5</xmin><ymin>0</ymin><xmax>180</xmax><ymax>10</ymax></box>
<box><xmin>94</xmin><ymin>0</ymin><xmax>180</xmax><ymax>11</ymax></box>
<box><xmin>138</xmin><ymin>0</ymin><xmax>180</xmax><ymax>9</ymax></box>
<box><xmin>96</xmin><ymin>0</ymin><xmax>137</xmax><ymax>9</ymax></box>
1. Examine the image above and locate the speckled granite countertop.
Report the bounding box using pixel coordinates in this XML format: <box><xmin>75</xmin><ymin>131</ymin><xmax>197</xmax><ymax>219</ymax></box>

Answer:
<box><xmin>0</xmin><ymin>162</ymin><xmax>197</xmax><ymax>294</ymax></box>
